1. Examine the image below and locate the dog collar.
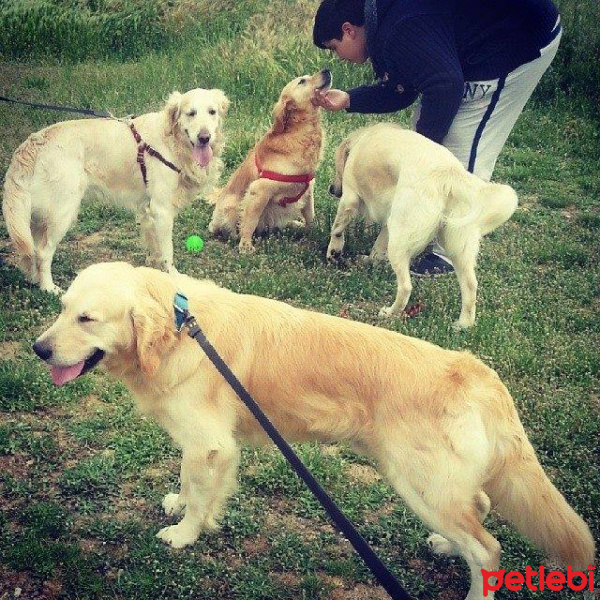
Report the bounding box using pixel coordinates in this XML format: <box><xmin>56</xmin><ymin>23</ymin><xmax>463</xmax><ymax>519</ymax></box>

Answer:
<box><xmin>173</xmin><ymin>292</ymin><xmax>189</xmax><ymax>332</ymax></box>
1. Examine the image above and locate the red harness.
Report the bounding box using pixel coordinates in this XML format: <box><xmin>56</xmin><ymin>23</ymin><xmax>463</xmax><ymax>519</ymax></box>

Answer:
<box><xmin>130</xmin><ymin>122</ymin><xmax>181</xmax><ymax>186</ymax></box>
<box><xmin>255</xmin><ymin>155</ymin><xmax>314</xmax><ymax>207</ymax></box>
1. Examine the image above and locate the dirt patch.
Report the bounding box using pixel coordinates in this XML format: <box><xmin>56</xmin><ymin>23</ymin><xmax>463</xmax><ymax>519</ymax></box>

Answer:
<box><xmin>327</xmin><ymin>581</ymin><xmax>389</xmax><ymax>599</ymax></box>
<box><xmin>345</xmin><ymin>464</ymin><xmax>381</xmax><ymax>485</ymax></box>
<box><xmin>242</xmin><ymin>535</ymin><xmax>270</xmax><ymax>556</ymax></box>
<box><xmin>0</xmin><ymin>567</ymin><xmax>63</xmax><ymax>600</ymax></box>
<box><xmin>0</xmin><ymin>341</ymin><xmax>23</xmax><ymax>360</ymax></box>
<box><xmin>0</xmin><ymin>454</ymin><xmax>32</xmax><ymax>480</ymax></box>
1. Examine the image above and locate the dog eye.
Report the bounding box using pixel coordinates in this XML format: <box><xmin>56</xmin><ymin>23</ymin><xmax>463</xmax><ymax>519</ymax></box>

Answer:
<box><xmin>78</xmin><ymin>314</ymin><xmax>95</xmax><ymax>323</ymax></box>
<box><xmin>208</xmin><ymin>108</ymin><xmax>216</xmax><ymax>115</ymax></box>
<box><xmin>298</xmin><ymin>78</ymin><xmax>306</xmax><ymax>85</ymax></box>
<box><xmin>187</xmin><ymin>110</ymin><xmax>197</xmax><ymax>117</ymax></box>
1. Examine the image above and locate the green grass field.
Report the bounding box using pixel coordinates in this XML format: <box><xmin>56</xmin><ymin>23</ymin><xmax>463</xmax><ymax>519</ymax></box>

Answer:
<box><xmin>0</xmin><ymin>1</ymin><xmax>598</xmax><ymax>598</ymax></box>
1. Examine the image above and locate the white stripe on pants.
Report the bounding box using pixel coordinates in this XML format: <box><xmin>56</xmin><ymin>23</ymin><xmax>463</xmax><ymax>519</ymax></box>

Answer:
<box><xmin>412</xmin><ymin>27</ymin><xmax>562</xmax><ymax>181</ymax></box>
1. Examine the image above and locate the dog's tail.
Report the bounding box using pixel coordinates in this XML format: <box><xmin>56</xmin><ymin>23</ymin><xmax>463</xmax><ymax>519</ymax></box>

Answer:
<box><xmin>2</xmin><ymin>135</ymin><xmax>40</xmax><ymax>260</ymax></box>
<box><xmin>330</xmin><ymin>136</ymin><xmax>353</xmax><ymax>198</ymax></box>
<box><xmin>330</xmin><ymin>128</ymin><xmax>371</xmax><ymax>198</ymax></box>
<box><xmin>485</xmin><ymin>393</ymin><xmax>595</xmax><ymax>569</ymax></box>
<box><xmin>440</xmin><ymin>167</ymin><xmax>518</xmax><ymax>231</ymax></box>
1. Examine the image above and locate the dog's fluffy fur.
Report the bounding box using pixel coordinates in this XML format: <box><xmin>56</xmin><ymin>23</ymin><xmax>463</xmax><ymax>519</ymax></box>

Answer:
<box><xmin>208</xmin><ymin>70</ymin><xmax>331</xmax><ymax>252</ymax></box>
<box><xmin>327</xmin><ymin>123</ymin><xmax>519</xmax><ymax>329</ymax></box>
<box><xmin>34</xmin><ymin>261</ymin><xmax>594</xmax><ymax>600</ymax></box>
<box><xmin>2</xmin><ymin>88</ymin><xmax>229</xmax><ymax>293</ymax></box>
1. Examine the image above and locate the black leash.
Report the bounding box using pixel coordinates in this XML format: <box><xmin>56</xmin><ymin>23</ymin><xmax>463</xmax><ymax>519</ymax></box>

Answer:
<box><xmin>175</xmin><ymin>299</ymin><xmax>412</xmax><ymax>600</ymax></box>
<box><xmin>0</xmin><ymin>95</ymin><xmax>111</xmax><ymax>118</ymax></box>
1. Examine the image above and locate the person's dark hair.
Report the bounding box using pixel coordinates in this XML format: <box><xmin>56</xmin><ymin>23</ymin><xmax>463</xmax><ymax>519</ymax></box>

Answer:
<box><xmin>313</xmin><ymin>0</ymin><xmax>365</xmax><ymax>48</ymax></box>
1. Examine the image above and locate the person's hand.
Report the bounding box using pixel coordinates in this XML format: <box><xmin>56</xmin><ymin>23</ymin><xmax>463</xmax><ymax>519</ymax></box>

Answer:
<box><xmin>311</xmin><ymin>88</ymin><xmax>350</xmax><ymax>111</ymax></box>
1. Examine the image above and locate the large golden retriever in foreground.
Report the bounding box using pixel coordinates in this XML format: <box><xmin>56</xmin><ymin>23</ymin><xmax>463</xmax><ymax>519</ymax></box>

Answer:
<box><xmin>2</xmin><ymin>88</ymin><xmax>229</xmax><ymax>293</ymax></box>
<box><xmin>208</xmin><ymin>69</ymin><xmax>331</xmax><ymax>252</ymax></box>
<box><xmin>33</xmin><ymin>262</ymin><xmax>594</xmax><ymax>600</ymax></box>
<box><xmin>327</xmin><ymin>123</ymin><xmax>519</xmax><ymax>329</ymax></box>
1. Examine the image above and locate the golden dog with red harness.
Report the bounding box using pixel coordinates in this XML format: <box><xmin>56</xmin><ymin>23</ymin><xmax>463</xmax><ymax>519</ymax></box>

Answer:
<box><xmin>208</xmin><ymin>69</ymin><xmax>331</xmax><ymax>253</ymax></box>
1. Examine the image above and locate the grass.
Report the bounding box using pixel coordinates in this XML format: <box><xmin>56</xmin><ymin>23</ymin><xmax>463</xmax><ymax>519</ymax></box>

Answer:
<box><xmin>0</xmin><ymin>0</ymin><xmax>599</xmax><ymax>598</ymax></box>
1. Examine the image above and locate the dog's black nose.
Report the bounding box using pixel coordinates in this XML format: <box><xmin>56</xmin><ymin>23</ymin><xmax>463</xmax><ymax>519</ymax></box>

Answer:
<box><xmin>32</xmin><ymin>341</ymin><xmax>52</xmax><ymax>361</ymax></box>
<box><xmin>328</xmin><ymin>184</ymin><xmax>342</xmax><ymax>198</ymax></box>
<box><xmin>198</xmin><ymin>134</ymin><xmax>211</xmax><ymax>145</ymax></box>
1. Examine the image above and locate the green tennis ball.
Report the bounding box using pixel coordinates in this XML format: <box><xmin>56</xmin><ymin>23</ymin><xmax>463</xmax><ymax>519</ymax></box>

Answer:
<box><xmin>185</xmin><ymin>235</ymin><xmax>204</xmax><ymax>253</ymax></box>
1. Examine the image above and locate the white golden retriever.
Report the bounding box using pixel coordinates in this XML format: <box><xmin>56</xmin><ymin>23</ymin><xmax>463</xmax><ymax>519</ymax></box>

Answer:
<box><xmin>327</xmin><ymin>123</ymin><xmax>519</xmax><ymax>329</ymax></box>
<box><xmin>33</xmin><ymin>262</ymin><xmax>593</xmax><ymax>600</ymax></box>
<box><xmin>2</xmin><ymin>88</ymin><xmax>229</xmax><ymax>293</ymax></box>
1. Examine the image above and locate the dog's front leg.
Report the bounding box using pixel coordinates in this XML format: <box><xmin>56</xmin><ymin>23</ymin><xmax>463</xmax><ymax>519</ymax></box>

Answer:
<box><xmin>147</xmin><ymin>202</ymin><xmax>176</xmax><ymax>272</ymax></box>
<box><xmin>138</xmin><ymin>205</ymin><xmax>162</xmax><ymax>268</ymax></box>
<box><xmin>238</xmin><ymin>180</ymin><xmax>274</xmax><ymax>253</ymax></box>
<box><xmin>301</xmin><ymin>182</ymin><xmax>316</xmax><ymax>230</ymax></box>
<box><xmin>326</xmin><ymin>190</ymin><xmax>360</xmax><ymax>262</ymax></box>
<box><xmin>157</xmin><ymin>440</ymin><xmax>240</xmax><ymax>549</ymax></box>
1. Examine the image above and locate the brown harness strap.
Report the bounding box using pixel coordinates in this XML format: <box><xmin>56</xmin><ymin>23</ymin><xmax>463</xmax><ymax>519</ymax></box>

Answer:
<box><xmin>255</xmin><ymin>155</ymin><xmax>314</xmax><ymax>207</ymax></box>
<box><xmin>129</xmin><ymin>122</ymin><xmax>181</xmax><ymax>186</ymax></box>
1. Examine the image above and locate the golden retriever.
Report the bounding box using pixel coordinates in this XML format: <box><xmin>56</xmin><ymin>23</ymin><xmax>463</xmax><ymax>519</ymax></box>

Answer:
<box><xmin>327</xmin><ymin>123</ymin><xmax>519</xmax><ymax>329</ymax></box>
<box><xmin>2</xmin><ymin>88</ymin><xmax>229</xmax><ymax>293</ymax></box>
<box><xmin>33</xmin><ymin>261</ymin><xmax>594</xmax><ymax>600</ymax></box>
<box><xmin>208</xmin><ymin>69</ymin><xmax>331</xmax><ymax>252</ymax></box>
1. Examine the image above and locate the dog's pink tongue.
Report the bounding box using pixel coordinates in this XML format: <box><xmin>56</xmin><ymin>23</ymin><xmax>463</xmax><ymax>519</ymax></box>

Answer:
<box><xmin>192</xmin><ymin>144</ymin><xmax>212</xmax><ymax>168</ymax></box>
<box><xmin>50</xmin><ymin>361</ymin><xmax>85</xmax><ymax>386</ymax></box>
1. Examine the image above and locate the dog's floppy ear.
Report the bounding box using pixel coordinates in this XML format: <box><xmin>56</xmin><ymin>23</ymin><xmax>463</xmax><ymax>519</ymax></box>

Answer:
<box><xmin>211</xmin><ymin>89</ymin><xmax>230</xmax><ymax>116</ymax></box>
<box><xmin>166</xmin><ymin>91</ymin><xmax>183</xmax><ymax>134</ymax></box>
<box><xmin>272</xmin><ymin>96</ymin><xmax>296</xmax><ymax>134</ymax></box>
<box><xmin>131</xmin><ymin>268</ymin><xmax>178</xmax><ymax>377</ymax></box>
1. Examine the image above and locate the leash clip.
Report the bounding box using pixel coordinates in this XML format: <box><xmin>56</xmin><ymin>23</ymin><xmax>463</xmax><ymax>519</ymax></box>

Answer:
<box><xmin>173</xmin><ymin>292</ymin><xmax>189</xmax><ymax>332</ymax></box>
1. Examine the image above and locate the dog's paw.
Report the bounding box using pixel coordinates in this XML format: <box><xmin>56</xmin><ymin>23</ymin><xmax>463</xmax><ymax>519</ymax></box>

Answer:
<box><xmin>378</xmin><ymin>306</ymin><xmax>395</xmax><ymax>318</ymax></box>
<box><xmin>238</xmin><ymin>239</ymin><xmax>255</xmax><ymax>254</ymax></box>
<box><xmin>203</xmin><ymin>515</ymin><xmax>220</xmax><ymax>531</ymax></box>
<box><xmin>162</xmin><ymin>493</ymin><xmax>186</xmax><ymax>517</ymax></box>
<box><xmin>452</xmin><ymin>318</ymin><xmax>473</xmax><ymax>331</ymax></box>
<box><xmin>326</xmin><ymin>249</ymin><xmax>342</xmax><ymax>264</ymax></box>
<box><xmin>427</xmin><ymin>533</ymin><xmax>456</xmax><ymax>556</ymax></box>
<box><xmin>41</xmin><ymin>283</ymin><xmax>63</xmax><ymax>296</ymax></box>
<box><xmin>156</xmin><ymin>523</ymin><xmax>199</xmax><ymax>549</ymax></box>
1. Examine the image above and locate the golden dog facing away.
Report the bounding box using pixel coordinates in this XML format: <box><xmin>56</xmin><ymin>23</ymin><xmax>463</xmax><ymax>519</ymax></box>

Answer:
<box><xmin>327</xmin><ymin>123</ymin><xmax>519</xmax><ymax>329</ymax></box>
<box><xmin>2</xmin><ymin>88</ymin><xmax>229</xmax><ymax>294</ymax></box>
<box><xmin>33</xmin><ymin>262</ymin><xmax>594</xmax><ymax>600</ymax></box>
<box><xmin>208</xmin><ymin>69</ymin><xmax>331</xmax><ymax>253</ymax></box>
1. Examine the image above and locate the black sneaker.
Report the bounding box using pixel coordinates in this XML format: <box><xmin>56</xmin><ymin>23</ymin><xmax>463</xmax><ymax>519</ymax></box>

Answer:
<box><xmin>410</xmin><ymin>252</ymin><xmax>454</xmax><ymax>277</ymax></box>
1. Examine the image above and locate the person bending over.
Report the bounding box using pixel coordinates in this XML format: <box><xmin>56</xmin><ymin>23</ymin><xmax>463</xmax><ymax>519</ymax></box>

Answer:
<box><xmin>312</xmin><ymin>0</ymin><xmax>561</xmax><ymax>275</ymax></box>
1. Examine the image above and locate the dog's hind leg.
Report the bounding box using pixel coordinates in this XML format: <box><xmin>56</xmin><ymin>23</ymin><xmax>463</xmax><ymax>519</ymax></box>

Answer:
<box><xmin>440</xmin><ymin>227</ymin><xmax>481</xmax><ymax>329</ymax></box>
<box><xmin>326</xmin><ymin>188</ymin><xmax>361</xmax><ymax>261</ymax></box>
<box><xmin>428</xmin><ymin>490</ymin><xmax>491</xmax><ymax>556</ymax></box>
<box><xmin>208</xmin><ymin>192</ymin><xmax>239</xmax><ymax>239</ymax></box>
<box><xmin>379</xmin><ymin>189</ymin><xmax>440</xmax><ymax>317</ymax></box>
<box><xmin>359</xmin><ymin>223</ymin><xmax>389</xmax><ymax>264</ymax></box>
<box><xmin>374</xmin><ymin>428</ymin><xmax>500</xmax><ymax>600</ymax></box>
<box><xmin>34</xmin><ymin>172</ymin><xmax>86</xmax><ymax>294</ymax></box>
